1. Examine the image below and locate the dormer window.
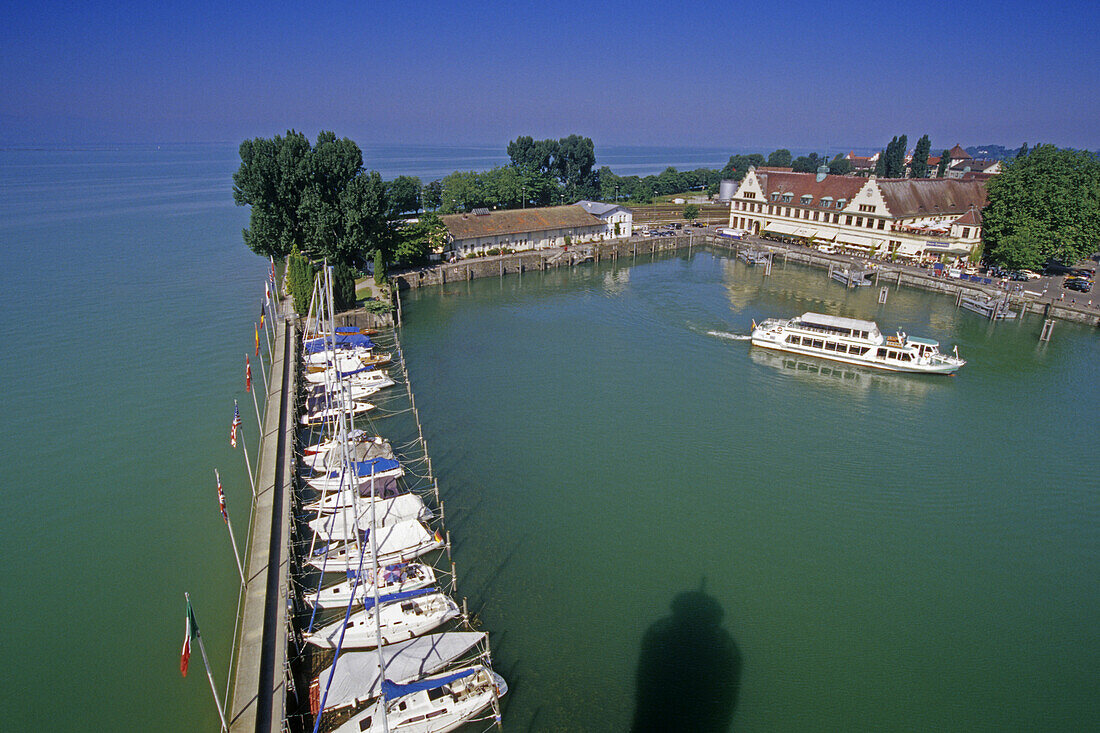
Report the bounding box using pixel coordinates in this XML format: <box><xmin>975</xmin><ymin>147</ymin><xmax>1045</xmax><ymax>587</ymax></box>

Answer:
<box><xmin>782</xmin><ymin>194</ymin><xmax>792</xmax><ymax>203</ymax></box>
<box><xmin>836</xmin><ymin>198</ymin><xmax>847</xmax><ymax>209</ymax></box>
<box><xmin>771</xmin><ymin>192</ymin><xmax>780</xmax><ymax>201</ymax></box>
<box><xmin>821</xmin><ymin>196</ymin><xmax>833</xmax><ymax>209</ymax></box>
<box><xmin>801</xmin><ymin>194</ymin><xmax>812</xmax><ymax>204</ymax></box>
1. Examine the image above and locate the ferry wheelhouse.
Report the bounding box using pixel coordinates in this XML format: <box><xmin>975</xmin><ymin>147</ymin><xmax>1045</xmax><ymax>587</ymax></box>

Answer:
<box><xmin>750</xmin><ymin>312</ymin><xmax>965</xmax><ymax>374</ymax></box>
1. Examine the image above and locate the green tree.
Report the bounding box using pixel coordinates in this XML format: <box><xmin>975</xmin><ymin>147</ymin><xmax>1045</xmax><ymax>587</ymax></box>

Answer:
<box><xmin>874</xmin><ymin>150</ymin><xmax>887</xmax><ymax>177</ymax></box>
<box><xmin>373</xmin><ymin>248</ymin><xmax>386</xmax><ymax>286</ymax></box>
<box><xmin>766</xmin><ymin>149</ymin><xmax>792</xmax><ymax>167</ymax></box>
<box><xmin>386</xmin><ymin>175</ymin><xmax>422</xmax><ymax>218</ymax></box>
<box><xmin>936</xmin><ymin>150</ymin><xmax>950</xmax><ymax>177</ymax></box>
<box><xmin>828</xmin><ymin>154</ymin><xmax>852</xmax><ymax>175</ymax></box>
<box><xmin>910</xmin><ymin>134</ymin><xmax>931</xmax><ymax>178</ymax></box>
<box><xmin>332</xmin><ymin>262</ymin><xmax>358</xmax><ymax>312</ymax></box>
<box><xmin>791</xmin><ymin>153</ymin><xmax>823</xmax><ymax>173</ymax></box>
<box><xmin>683</xmin><ymin>204</ymin><xmax>700</xmax><ymax>221</ymax></box>
<box><xmin>233</xmin><ymin>131</ymin><xmax>313</xmax><ymax>258</ymax></box>
<box><xmin>286</xmin><ymin>245</ymin><xmax>316</xmax><ymax>315</ymax></box>
<box><xmin>983</xmin><ymin>145</ymin><xmax>1100</xmax><ymax>269</ymax></box>
<box><xmin>555</xmin><ymin>134</ymin><xmax>598</xmax><ymax>201</ymax></box>
<box><xmin>655</xmin><ymin>167</ymin><xmax>685</xmax><ymax>195</ymax></box>
<box><xmin>1016</xmin><ymin>142</ymin><xmax>1029</xmax><ymax>159</ymax></box>
<box><xmin>883</xmin><ymin>135</ymin><xmax>908</xmax><ymax>178</ymax></box>
<box><xmin>393</xmin><ymin>212</ymin><xmax>447</xmax><ymax>265</ymax></box>
<box><xmin>423</xmin><ymin>180</ymin><xmax>443</xmax><ymax>210</ymax></box>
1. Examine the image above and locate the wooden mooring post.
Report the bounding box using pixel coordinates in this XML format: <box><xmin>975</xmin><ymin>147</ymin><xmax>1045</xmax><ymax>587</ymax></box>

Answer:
<box><xmin>879</xmin><ymin>286</ymin><xmax>889</xmax><ymax>304</ymax></box>
<box><xmin>1040</xmin><ymin>318</ymin><xmax>1055</xmax><ymax>342</ymax></box>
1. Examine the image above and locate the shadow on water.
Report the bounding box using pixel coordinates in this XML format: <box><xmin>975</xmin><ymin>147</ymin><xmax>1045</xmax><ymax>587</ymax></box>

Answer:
<box><xmin>631</xmin><ymin>582</ymin><xmax>742</xmax><ymax>733</ymax></box>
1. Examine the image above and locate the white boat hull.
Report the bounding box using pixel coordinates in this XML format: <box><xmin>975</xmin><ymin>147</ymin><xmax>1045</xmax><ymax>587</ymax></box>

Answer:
<box><xmin>331</xmin><ymin>665</ymin><xmax>506</xmax><ymax>733</ymax></box>
<box><xmin>308</xmin><ymin>495</ymin><xmax>433</xmax><ymax>541</ymax></box>
<box><xmin>305</xmin><ymin>591</ymin><xmax>459</xmax><ymax>650</ymax></box>
<box><xmin>308</xmin><ymin>520</ymin><xmax>444</xmax><ymax>572</ymax></box>
<box><xmin>305</xmin><ymin>563</ymin><xmax>437</xmax><ymax>610</ymax></box>
<box><xmin>751</xmin><ymin>337</ymin><xmax>962</xmax><ymax>374</ymax></box>
<box><xmin>306</xmin><ymin>465</ymin><xmax>405</xmax><ymax>492</ymax></box>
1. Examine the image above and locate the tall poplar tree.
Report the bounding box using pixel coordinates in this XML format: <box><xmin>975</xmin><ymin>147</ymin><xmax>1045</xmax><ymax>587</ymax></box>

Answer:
<box><xmin>874</xmin><ymin>150</ymin><xmax>886</xmax><ymax>177</ymax></box>
<box><xmin>936</xmin><ymin>150</ymin><xmax>951</xmax><ymax>177</ymax></box>
<box><xmin>910</xmin><ymin>135</ymin><xmax>931</xmax><ymax>178</ymax></box>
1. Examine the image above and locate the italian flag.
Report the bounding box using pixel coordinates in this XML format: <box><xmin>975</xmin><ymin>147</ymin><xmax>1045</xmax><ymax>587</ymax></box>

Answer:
<box><xmin>180</xmin><ymin>599</ymin><xmax>199</xmax><ymax>677</ymax></box>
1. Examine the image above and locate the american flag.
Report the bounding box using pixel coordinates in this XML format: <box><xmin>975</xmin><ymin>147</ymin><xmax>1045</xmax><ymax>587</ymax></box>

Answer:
<box><xmin>230</xmin><ymin>401</ymin><xmax>242</xmax><ymax>448</ymax></box>
<box><xmin>216</xmin><ymin>470</ymin><xmax>228</xmax><ymax>524</ymax></box>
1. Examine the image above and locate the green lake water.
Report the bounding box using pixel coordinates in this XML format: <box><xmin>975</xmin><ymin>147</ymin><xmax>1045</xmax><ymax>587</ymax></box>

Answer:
<box><xmin>398</xmin><ymin>251</ymin><xmax>1099</xmax><ymax>731</ymax></box>
<box><xmin>1</xmin><ymin>145</ymin><xmax>1097</xmax><ymax>731</ymax></box>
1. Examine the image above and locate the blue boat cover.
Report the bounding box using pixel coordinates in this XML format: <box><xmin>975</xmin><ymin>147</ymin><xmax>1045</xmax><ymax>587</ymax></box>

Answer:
<box><xmin>335</xmin><ymin>327</ymin><xmax>362</xmax><ymax>334</ymax></box>
<box><xmin>325</xmin><ymin>457</ymin><xmax>400</xmax><ymax>478</ymax></box>
<box><xmin>303</xmin><ymin>333</ymin><xmax>375</xmax><ymax>354</ymax></box>
<box><xmin>381</xmin><ymin>668</ymin><xmax>479</xmax><ymax>700</ymax></box>
<box><xmin>362</xmin><ymin>586</ymin><xmax>435</xmax><ymax>612</ymax></box>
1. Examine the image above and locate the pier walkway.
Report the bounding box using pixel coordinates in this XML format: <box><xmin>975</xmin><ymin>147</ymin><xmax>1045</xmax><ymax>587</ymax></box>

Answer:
<box><xmin>229</xmin><ymin>316</ymin><xmax>298</xmax><ymax>733</ymax></box>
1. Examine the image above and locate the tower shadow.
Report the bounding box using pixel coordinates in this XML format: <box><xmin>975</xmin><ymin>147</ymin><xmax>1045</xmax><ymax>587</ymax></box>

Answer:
<box><xmin>630</xmin><ymin>583</ymin><xmax>742</xmax><ymax>732</ymax></box>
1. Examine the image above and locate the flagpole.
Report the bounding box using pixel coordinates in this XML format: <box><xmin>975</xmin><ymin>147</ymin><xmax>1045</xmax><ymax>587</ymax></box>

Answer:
<box><xmin>248</xmin><ymin>354</ymin><xmax>264</xmax><ymax>429</ymax></box>
<box><xmin>216</xmin><ymin>470</ymin><xmax>247</xmax><ymax>585</ymax></box>
<box><xmin>238</xmin><ymin>429</ymin><xmax>256</xmax><ymax>498</ymax></box>
<box><xmin>185</xmin><ymin>592</ymin><xmax>230</xmax><ymax>732</ymax></box>
<box><xmin>254</xmin><ymin>333</ymin><xmax>270</xmax><ymax>396</ymax></box>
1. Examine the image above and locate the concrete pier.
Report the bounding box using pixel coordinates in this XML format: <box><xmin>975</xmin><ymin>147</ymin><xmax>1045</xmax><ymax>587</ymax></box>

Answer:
<box><xmin>229</xmin><ymin>316</ymin><xmax>298</xmax><ymax>733</ymax></box>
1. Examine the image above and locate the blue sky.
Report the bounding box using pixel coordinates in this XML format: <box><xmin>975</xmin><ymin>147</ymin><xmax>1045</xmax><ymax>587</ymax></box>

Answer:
<box><xmin>2</xmin><ymin>0</ymin><xmax>1098</xmax><ymax>151</ymax></box>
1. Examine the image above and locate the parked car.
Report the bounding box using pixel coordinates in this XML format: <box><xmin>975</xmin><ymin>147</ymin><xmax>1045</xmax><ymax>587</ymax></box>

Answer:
<box><xmin>1008</xmin><ymin>271</ymin><xmax>1029</xmax><ymax>281</ymax></box>
<box><xmin>1064</xmin><ymin>279</ymin><xmax>1092</xmax><ymax>292</ymax></box>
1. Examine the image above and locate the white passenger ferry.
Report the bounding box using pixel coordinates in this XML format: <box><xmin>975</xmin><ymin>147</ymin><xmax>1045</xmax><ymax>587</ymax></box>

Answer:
<box><xmin>750</xmin><ymin>312</ymin><xmax>965</xmax><ymax>374</ymax></box>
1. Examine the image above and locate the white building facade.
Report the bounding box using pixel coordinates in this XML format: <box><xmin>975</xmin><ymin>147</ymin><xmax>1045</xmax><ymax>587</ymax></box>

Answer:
<box><xmin>728</xmin><ymin>167</ymin><xmax>987</xmax><ymax>261</ymax></box>
<box><xmin>575</xmin><ymin>200</ymin><xmax>633</xmax><ymax>239</ymax></box>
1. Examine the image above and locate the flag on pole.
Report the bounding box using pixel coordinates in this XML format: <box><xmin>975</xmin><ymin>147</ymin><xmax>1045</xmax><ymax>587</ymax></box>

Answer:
<box><xmin>180</xmin><ymin>598</ymin><xmax>199</xmax><ymax>677</ymax></box>
<box><xmin>269</xmin><ymin>256</ymin><xmax>276</xmax><ymax>283</ymax></box>
<box><xmin>259</xmin><ymin>302</ymin><xmax>265</xmax><ymax>330</ymax></box>
<box><xmin>230</xmin><ymin>401</ymin><xmax>242</xmax><ymax>448</ymax></box>
<box><xmin>216</xmin><ymin>470</ymin><xmax>228</xmax><ymax>524</ymax></box>
<box><xmin>245</xmin><ymin>356</ymin><xmax>252</xmax><ymax>393</ymax></box>
<box><xmin>254</xmin><ymin>323</ymin><xmax>260</xmax><ymax>356</ymax></box>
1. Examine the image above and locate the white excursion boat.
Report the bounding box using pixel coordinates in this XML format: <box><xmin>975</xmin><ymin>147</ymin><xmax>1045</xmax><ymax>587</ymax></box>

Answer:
<box><xmin>308</xmin><ymin>520</ymin><xmax>444</xmax><ymax>572</ymax></box>
<box><xmin>308</xmin><ymin>495</ymin><xmax>433</xmax><ymax>542</ymax></box>
<box><xmin>331</xmin><ymin>664</ymin><xmax>506</xmax><ymax>733</ymax></box>
<box><xmin>305</xmin><ymin>588</ymin><xmax>460</xmax><ymax>649</ymax></box>
<box><xmin>751</xmin><ymin>312</ymin><xmax>965</xmax><ymax>374</ymax></box>
<box><xmin>310</xmin><ymin>631</ymin><xmax>487</xmax><ymax>713</ymax></box>
<box><xmin>306</xmin><ymin>562</ymin><xmax>438</xmax><ymax>610</ymax></box>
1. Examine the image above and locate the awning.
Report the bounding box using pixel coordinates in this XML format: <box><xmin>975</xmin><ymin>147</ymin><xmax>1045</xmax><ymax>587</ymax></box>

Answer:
<box><xmin>793</xmin><ymin>227</ymin><xmax>817</xmax><ymax>238</ymax></box>
<box><xmin>763</xmin><ymin>222</ymin><xmax>802</xmax><ymax>237</ymax></box>
<box><xmin>836</xmin><ymin>233</ymin><xmax>880</xmax><ymax>249</ymax></box>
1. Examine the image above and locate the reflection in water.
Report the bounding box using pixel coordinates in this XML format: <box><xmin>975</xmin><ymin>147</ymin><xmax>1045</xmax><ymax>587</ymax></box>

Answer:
<box><xmin>749</xmin><ymin>347</ymin><xmax>938</xmax><ymax>398</ymax></box>
<box><xmin>631</xmin><ymin>585</ymin><xmax>741</xmax><ymax>732</ymax></box>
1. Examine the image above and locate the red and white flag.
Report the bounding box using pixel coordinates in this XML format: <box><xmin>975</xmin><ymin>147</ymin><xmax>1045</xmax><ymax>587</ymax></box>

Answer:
<box><xmin>216</xmin><ymin>470</ymin><xmax>228</xmax><ymax>524</ymax></box>
<box><xmin>245</xmin><ymin>356</ymin><xmax>252</xmax><ymax>392</ymax></box>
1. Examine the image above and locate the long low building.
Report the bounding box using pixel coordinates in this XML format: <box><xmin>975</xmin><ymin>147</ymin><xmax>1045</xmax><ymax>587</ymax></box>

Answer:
<box><xmin>728</xmin><ymin>167</ymin><xmax>987</xmax><ymax>262</ymax></box>
<box><xmin>441</xmin><ymin>206</ymin><xmax>607</xmax><ymax>257</ymax></box>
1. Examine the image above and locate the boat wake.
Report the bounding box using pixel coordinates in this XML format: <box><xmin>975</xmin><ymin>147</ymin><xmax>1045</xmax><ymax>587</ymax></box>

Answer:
<box><xmin>707</xmin><ymin>330</ymin><xmax>751</xmax><ymax>341</ymax></box>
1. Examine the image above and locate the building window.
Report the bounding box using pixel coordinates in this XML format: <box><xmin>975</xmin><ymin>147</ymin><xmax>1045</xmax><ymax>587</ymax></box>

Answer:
<box><xmin>833</xmin><ymin>213</ymin><xmax>840</xmax><ymax>223</ymax></box>
<box><xmin>782</xmin><ymin>194</ymin><xmax>792</xmax><ymax>203</ymax></box>
<box><xmin>877</xmin><ymin>219</ymin><xmax>885</xmax><ymax>230</ymax></box>
<box><xmin>845</xmin><ymin>215</ymin><xmax>853</xmax><ymax>226</ymax></box>
<box><xmin>855</xmin><ymin>216</ymin><xmax>863</xmax><ymax>227</ymax></box>
<box><xmin>813</xmin><ymin>211</ymin><xmax>819</xmax><ymax>221</ymax></box>
<box><xmin>744</xmin><ymin>192</ymin><xmax>756</xmax><ymax>199</ymax></box>
<box><xmin>962</xmin><ymin>227</ymin><xmax>971</xmax><ymax>238</ymax></box>
<box><xmin>771</xmin><ymin>193</ymin><xmax>780</xmax><ymax>201</ymax></box>
<box><xmin>859</xmin><ymin>204</ymin><xmax>875</xmax><ymax>213</ymax></box>
<box><xmin>866</xmin><ymin>218</ymin><xmax>874</xmax><ymax>228</ymax></box>
<box><xmin>801</xmin><ymin>195</ymin><xmax>812</xmax><ymax>205</ymax></box>
<box><xmin>836</xmin><ymin>199</ymin><xmax>847</xmax><ymax>208</ymax></box>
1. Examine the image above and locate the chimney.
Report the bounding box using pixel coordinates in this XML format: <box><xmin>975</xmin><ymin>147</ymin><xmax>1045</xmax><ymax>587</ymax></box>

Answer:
<box><xmin>816</xmin><ymin>165</ymin><xmax>829</xmax><ymax>183</ymax></box>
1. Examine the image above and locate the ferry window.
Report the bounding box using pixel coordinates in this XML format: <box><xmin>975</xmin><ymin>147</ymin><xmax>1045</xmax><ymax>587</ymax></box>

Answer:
<box><xmin>812</xmin><ymin>339</ymin><xmax>824</xmax><ymax>349</ymax></box>
<box><xmin>825</xmin><ymin>342</ymin><xmax>837</xmax><ymax>351</ymax></box>
<box><xmin>836</xmin><ymin>343</ymin><xmax>848</xmax><ymax>353</ymax></box>
<box><xmin>786</xmin><ymin>335</ymin><xmax>799</xmax><ymax>344</ymax></box>
<box><xmin>877</xmin><ymin>347</ymin><xmax>887</xmax><ymax>357</ymax></box>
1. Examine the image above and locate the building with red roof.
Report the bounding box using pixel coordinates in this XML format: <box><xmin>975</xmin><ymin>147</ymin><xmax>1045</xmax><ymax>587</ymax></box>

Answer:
<box><xmin>727</xmin><ymin>167</ymin><xmax>987</xmax><ymax>261</ymax></box>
